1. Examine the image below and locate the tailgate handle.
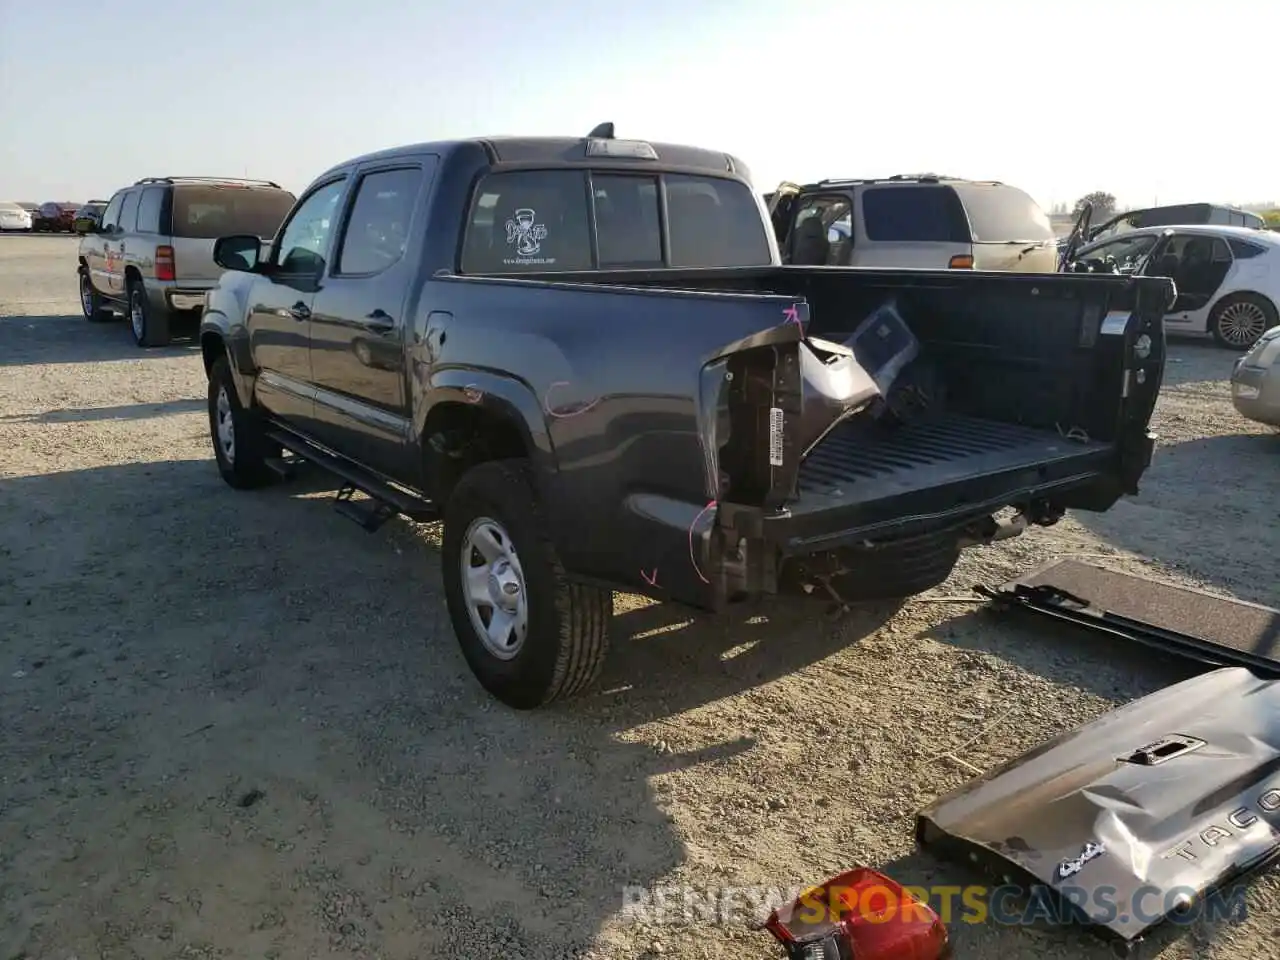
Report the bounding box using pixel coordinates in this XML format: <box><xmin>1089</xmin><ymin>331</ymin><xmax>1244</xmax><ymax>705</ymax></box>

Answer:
<box><xmin>1120</xmin><ymin>734</ymin><xmax>1205</xmax><ymax>766</ymax></box>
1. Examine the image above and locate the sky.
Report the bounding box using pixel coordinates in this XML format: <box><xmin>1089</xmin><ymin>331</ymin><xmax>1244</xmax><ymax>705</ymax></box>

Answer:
<box><xmin>1</xmin><ymin>0</ymin><xmax>1275</xmax><ymax>212</ymax></box>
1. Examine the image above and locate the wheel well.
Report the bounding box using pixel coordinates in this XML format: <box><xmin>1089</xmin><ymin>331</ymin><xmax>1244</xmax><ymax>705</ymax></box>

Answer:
<box><xmin>200</xmin><ymin>332</ymin><xmax>225</xmax><ymax>377</ymax></box>
<box><xmin>124</xmin><ymin>265</ymin><xmax>142</xmax><ymax>286</ymax></box>
<box><xmin>422</xmin><ymin>402</ymin><xmax>530</xmax><ymax>504</ymax></box>
<box><xmin>77</xmin><ymin>256</ymin><xmax>88</xmax><ymax>270</ymax></box>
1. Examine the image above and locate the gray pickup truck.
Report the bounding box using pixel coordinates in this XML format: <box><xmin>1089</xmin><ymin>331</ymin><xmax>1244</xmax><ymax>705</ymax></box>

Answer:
<box><xmin>199</xmin><ymin>124</ymin><xmax>1170</xmax><ymax>709</ymax></box>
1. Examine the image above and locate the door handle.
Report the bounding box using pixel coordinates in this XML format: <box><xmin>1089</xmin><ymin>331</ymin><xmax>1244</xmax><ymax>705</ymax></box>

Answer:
<box><xmin>363</xmin><ymin>309</ymin><xmax>395</xmax><ymax>334</ymax></box>
<box><xmin>289</xmin><ymin>302</ymin><xmax>311</xmax><ymax>321</ymax></box>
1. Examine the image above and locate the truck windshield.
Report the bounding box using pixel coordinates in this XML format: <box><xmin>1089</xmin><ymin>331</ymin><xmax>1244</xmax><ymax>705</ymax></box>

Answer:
<box><xmin>171</xmin><ymin>185</ymin><xmax>298</xmax><ymax>240</ymax></box>
<box><xmin>949</xmin><ymin>183</ymin><xmax>1055</xmax><ymax>243</ymax></box>
<box><xmin>460</xmin><ymin>169</ymin><xmax>772</xmax><ymax>272</ymax></box>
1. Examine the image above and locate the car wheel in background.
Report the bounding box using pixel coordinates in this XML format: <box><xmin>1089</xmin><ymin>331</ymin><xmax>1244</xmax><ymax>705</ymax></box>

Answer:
<box><xmin>78</xmin><ymin>269</ymin><xmax>111</xmax><ymax>322</ymax></box>
<box><xmin>442</xmin><ymin>459</ymin><xmax>612</xmax><ymax>710</ymax></box>
<box><xmin>127</xmin><ymin>278</ymin><xmax>171</xmax><ymax>348</ymax></box>
<box><xmin>1209</xmin><ymin>293</ymin><xmax>1276</xmax><ymax>350</ymax></box>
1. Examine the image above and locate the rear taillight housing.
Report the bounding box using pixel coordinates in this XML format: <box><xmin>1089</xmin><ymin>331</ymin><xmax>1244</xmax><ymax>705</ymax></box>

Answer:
<box><xmin>764</xmin><ymin>868</ymin><xmax>950</xmax><ymax>960</ymax></box>
<box><xmin>155</xmin><ymin>245</ymin><xmax>176</xmax><ymax>282</ymax></box>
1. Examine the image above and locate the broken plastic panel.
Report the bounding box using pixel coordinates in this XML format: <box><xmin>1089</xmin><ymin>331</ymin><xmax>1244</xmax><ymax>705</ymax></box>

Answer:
<box><xmin>763</xmin><ymin>867</ymin><xmax>951</xmax><ymax>960</ymax></box>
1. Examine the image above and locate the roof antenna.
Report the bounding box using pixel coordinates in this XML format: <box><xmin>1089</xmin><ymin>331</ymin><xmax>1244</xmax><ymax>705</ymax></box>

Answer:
<box><xmin>587</xmin><ymin>122</ymin><xmax>614</xmax><ymax>139</ymax></box>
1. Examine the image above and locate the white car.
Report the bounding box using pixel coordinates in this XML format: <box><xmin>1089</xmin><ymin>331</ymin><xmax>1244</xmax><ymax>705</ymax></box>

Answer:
<box><xmin>0</xmin><ymin>201</ymin><xmax>33</xmax><ymax>232</ymax></box>
<box><xmin>1070</xmin><ymin>224</ymin><xmax>1280</xmax><ymax>350</ymax></box>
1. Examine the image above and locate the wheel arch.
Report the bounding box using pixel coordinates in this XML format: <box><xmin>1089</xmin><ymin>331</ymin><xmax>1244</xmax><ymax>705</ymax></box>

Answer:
<box><xmin>421</xmin><ymin>397</ymin><xmax>550</xmax><ymax>507</ymax></box>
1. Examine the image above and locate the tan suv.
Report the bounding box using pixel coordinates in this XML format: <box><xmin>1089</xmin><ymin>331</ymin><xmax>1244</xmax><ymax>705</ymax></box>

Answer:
<box><xmin>77</xmin><ymin>177</ymin><xmax>296</xmax><ymax>347</ymax></box>
<box><xmin>768</xmin><ymin>174</ymin><xmax>1059</xmax><ymax>273</ymax></box>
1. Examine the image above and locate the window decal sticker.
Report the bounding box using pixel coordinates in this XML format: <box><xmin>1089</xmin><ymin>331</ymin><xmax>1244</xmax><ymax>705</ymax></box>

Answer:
<box><xmin>505</xmin><ymin>208</ymin><xmax>548</xmax><ymax>258</ymax></box>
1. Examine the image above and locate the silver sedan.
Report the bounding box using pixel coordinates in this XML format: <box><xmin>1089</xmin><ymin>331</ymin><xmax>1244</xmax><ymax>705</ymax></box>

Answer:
<box><xmin>1231</xmin><ymin>325</ymin><xmax>1280</xmax><ymax>427</ymax></box>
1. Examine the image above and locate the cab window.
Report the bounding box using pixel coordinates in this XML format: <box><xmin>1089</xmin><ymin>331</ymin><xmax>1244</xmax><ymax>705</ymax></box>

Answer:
<box><xmin>273</xmin><ymin>179</ymin><xmax>346</xmax><ymax>274</ymax></box>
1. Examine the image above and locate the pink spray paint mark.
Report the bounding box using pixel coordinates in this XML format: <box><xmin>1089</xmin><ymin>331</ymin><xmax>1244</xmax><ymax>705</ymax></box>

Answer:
<box><xmin>687</xmin><ymin>499</ymin><xmax>718</xmax><ymax>585</ymax></box>
<box><xmin>640</xmin><ymin>568</ymin><xmax>659</xmax><ymax>588</ymax></box>
<box><xmin>544</xmin><ymin>381</ymin><xmax>602</xmax><ymax>419</ymax></box>
<box><xmin>782</xmin><ymin>303</ymin><xmax>803</xmax><ymax>328</ymax></box>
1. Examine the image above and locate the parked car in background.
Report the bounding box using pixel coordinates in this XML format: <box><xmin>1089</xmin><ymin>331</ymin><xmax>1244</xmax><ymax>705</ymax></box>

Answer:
<box><xmin>1068</xmin><ymin>224</ymin><xmax>1280</xmax><ymax>349</ymax></box>
<box><xmin>33</xmin><ymin>201</ymin><xmax>78</xmax><ymax>232</ymax></box>
<box><xmin>768</xmin><ymin>174</ymin><xmax>1059</xmax><ymax>271</ymax></box>
<box><xmin>1086</xmin><ymin>203</ymin><xmax>1264</xmax><ymax>244</ymax></box>
<box><xmin>71</xmin><ymin>200</ymin><xmax>108</xmax><ymax>233</ymax></box>
<box><xmin>77</xmin><ymin>176</ymin><xmax>297</xmax><ymax>347</ymax></box>
<box><xmin>0</xmin><ymin>201</ymin><xmax>33</xmax><ymax>231</ymax></box>
<box><xmin>1231</xmin><ymin>325</ymin><xmax>1280</xmax><ymax>427</ymax></box>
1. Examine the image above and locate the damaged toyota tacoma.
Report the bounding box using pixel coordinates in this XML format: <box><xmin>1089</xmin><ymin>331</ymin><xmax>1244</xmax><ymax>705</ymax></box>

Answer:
<box><xmin>199</xmin><ymin>124</ymin><xmax>1170</xmax><ymax>709</ymax></box>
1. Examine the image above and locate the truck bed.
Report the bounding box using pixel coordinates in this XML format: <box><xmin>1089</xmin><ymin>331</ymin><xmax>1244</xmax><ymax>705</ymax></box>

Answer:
<box><xmin>778</xmin><ymin>413</ymin><xmax>1114</xmax><ymax>549</ymax></box>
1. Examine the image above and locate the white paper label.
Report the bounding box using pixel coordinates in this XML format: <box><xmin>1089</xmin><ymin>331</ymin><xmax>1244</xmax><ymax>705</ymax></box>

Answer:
<box><xmin>1100</xmin><ymin>311</ymin><xmax>1130</xmax><ymax>336</ymax></box>
<box><xmin>768</xmin><ymin>407</ymin><xmax>784</xmax><ymax>467</ymax></box>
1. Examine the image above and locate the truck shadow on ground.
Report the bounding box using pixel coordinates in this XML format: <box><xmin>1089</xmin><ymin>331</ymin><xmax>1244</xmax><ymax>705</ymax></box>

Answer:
<box><xmin>0</xmin><ymin>457</ymin><xmax>893</xmax><ymax>960</ymax></box>
<box><xmin>1072</xmin><ymin>432</ymin><xmax>1280</xmax><ymax>608</ymax></box>
<box><xmin>0</xmin><ymin>312</ymin><xmax>199</xmax><ymax>366</ymax></box>
<box><xmin>0</xmin><ymin>397</ymin><xmax>205</xmax><ymax>423</ymax></box>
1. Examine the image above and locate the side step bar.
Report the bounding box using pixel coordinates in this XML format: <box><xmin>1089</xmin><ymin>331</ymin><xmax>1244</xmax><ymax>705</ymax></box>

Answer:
<box><xmin>264</xmin><ymin>427</ymin><xmax>439</xmax><ymax>532</ymax></box>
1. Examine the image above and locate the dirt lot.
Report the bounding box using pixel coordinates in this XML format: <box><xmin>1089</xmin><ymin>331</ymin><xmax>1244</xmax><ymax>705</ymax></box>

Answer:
<box><xmin>2</xmin><ymin>233</ymin><xmax>1278</xmax><ymax>960</ymax></box>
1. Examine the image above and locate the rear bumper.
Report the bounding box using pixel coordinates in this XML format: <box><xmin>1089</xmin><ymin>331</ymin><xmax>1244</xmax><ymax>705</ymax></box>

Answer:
<box><xmin>147</xmin><ymin>281</ymin><xmax>212</xmax><ymax>314</ymax></box>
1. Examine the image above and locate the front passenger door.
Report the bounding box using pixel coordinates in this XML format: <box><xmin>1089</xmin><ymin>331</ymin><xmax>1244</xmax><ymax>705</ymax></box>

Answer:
<box><xmin>246</xmin><ymin>177</ymin><xmax>348</xmax><ymax>431</ymax></box>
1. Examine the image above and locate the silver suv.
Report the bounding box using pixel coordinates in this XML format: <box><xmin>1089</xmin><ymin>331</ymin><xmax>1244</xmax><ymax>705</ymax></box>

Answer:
<box><xmin>77</xmin><ymin>177</ymin><xmax>297</xmax><ymax>347</ymax></box>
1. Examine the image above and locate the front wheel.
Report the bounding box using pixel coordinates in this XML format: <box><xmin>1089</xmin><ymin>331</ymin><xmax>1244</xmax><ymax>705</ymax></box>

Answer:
<box><xmin>208</xmin><ymin>356</ymin><xmax>274</xmax><ymax>490</ymax></box>
<box><xmin>441</xmin><ymin>459</ymin><xmax>612</xmax><ymax>709</ymax></box>
<box><xmin>1210</xmin><ymin>293</ymin><xmax>1276</xmax><ymax>350</ymax></box>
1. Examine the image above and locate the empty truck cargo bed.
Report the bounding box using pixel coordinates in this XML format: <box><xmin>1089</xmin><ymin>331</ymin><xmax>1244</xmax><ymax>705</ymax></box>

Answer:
<box><xmin>777</xmin><ymin>414</ymin><xmax>1115</xmax><ymax>549</ymax></box>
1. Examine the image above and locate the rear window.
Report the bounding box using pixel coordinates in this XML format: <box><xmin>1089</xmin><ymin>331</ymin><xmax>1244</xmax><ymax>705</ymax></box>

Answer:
<box><xmin>171</xmin><ymin>185</ymin><xmax>297</xmax><ymax>240</ymax></box>
<box><xmin>950</xmin><ymin>183</ymin><xmax>1055</xmax><ymax>242</ymax></box>
<box><xmin>460</xmin><ymin>169</ymin><xmax>772</xmax><ymax>273</ymax></box>
<box><xmin>861</xmin><ymin>186</ymin><xmax>969</xmax><ymax>243</ymax></box>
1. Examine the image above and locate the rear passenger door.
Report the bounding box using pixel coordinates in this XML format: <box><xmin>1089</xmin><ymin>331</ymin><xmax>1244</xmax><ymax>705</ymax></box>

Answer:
<box><xmin>87</xmin><ymin>191</ymin><xmax>124</xmax><ymax>298</ymax></box>
<box><xmin>308</xmin><ymin>157</ymin><xmax>437</xmax><ymax>477</ymax></box>
<box><xmin>114</xmin><ymin>188</ymin><xmax>143</xmax><ymax>290</ymax></box>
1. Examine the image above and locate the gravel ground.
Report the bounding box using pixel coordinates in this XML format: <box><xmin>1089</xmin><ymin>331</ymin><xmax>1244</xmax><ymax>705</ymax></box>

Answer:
<box><xmin>1</xmin><ymin>233</ymin><xmax>1278</xmax><ymax>960</ymax></box>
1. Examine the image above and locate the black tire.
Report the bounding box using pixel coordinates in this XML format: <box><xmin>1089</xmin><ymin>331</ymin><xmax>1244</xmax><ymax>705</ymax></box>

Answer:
<box><xmin>127</xmin><ymin>278</ymin><xmax>171</xmax><ymax>348</ymax></box>
<box><xmin>208</xmin><ymin>356</ymin><xmax>275</xmax><ymax>490</ymax></box>
<box><xmin>826</xmin><ymin>531</ymin><xmax>961</xmax><ymax>602</ymax></box>
<box><xmin>78</xmin><ymin>268</ymin><xmax>111</xmax><ymax>322</ymax></box>
<box><xmin>442</xmin><ymin>459</ymin><xmax>611</xmax><ymax>709</ymax></box>
<box><xmin>1209</xmin><ymin>293</ymin><xmax>1277</xmax><ymax>351</ymax></box>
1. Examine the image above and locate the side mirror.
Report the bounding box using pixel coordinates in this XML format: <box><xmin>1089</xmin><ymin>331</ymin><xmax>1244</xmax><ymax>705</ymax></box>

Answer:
<box><xmin>213</xmin><ymin>234</ymin><xmax>265</xmax><ymax>272</ymax></box>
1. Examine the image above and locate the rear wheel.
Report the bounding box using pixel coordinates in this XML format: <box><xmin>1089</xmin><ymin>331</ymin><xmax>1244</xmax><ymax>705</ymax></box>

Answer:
<box><xmin>442</xmin><ymin>459</ymin><xmax>612</xmax><ymax>709</ymax></box>
<box><xmin>128</xmin><ymin>278</ymin><xmax>171</xmax><ymax>347</ymax></box>
<box><xmin>1209</xmin><ymin>293</ymin><xmax>1275</xmax><ymax>350</ymax></box>
<box><xmin>78</xmin><ymin>269</ymin><xmax>111</xmax><ymax>322</ymax></box>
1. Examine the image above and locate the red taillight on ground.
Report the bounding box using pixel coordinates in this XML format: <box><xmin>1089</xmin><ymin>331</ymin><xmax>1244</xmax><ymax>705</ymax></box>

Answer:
<box><xmin>947</xmin><ymin>254</ymin><xmax>974</xmax><ymax>269</ymax></box>
<box><xmin>155</xmin><ymin>245</ymin><xmax>176</xmax><ymax>282</ymax></box>
<box><xmin>764</xmin><ymin>867</ymin><xmax>950</xmax><ymax>960</ymax></box>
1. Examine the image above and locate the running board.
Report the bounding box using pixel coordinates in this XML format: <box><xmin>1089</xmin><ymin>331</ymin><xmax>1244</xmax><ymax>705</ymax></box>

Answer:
<box><xmin>978</xmin><ymin>559</ymin><xmax>1280</xmax><ymax>678</ymax></box>
<box><xmin>264</xmin><ymin>427</ymin><xmax>439</xmax><ymax>531</ymax></box>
